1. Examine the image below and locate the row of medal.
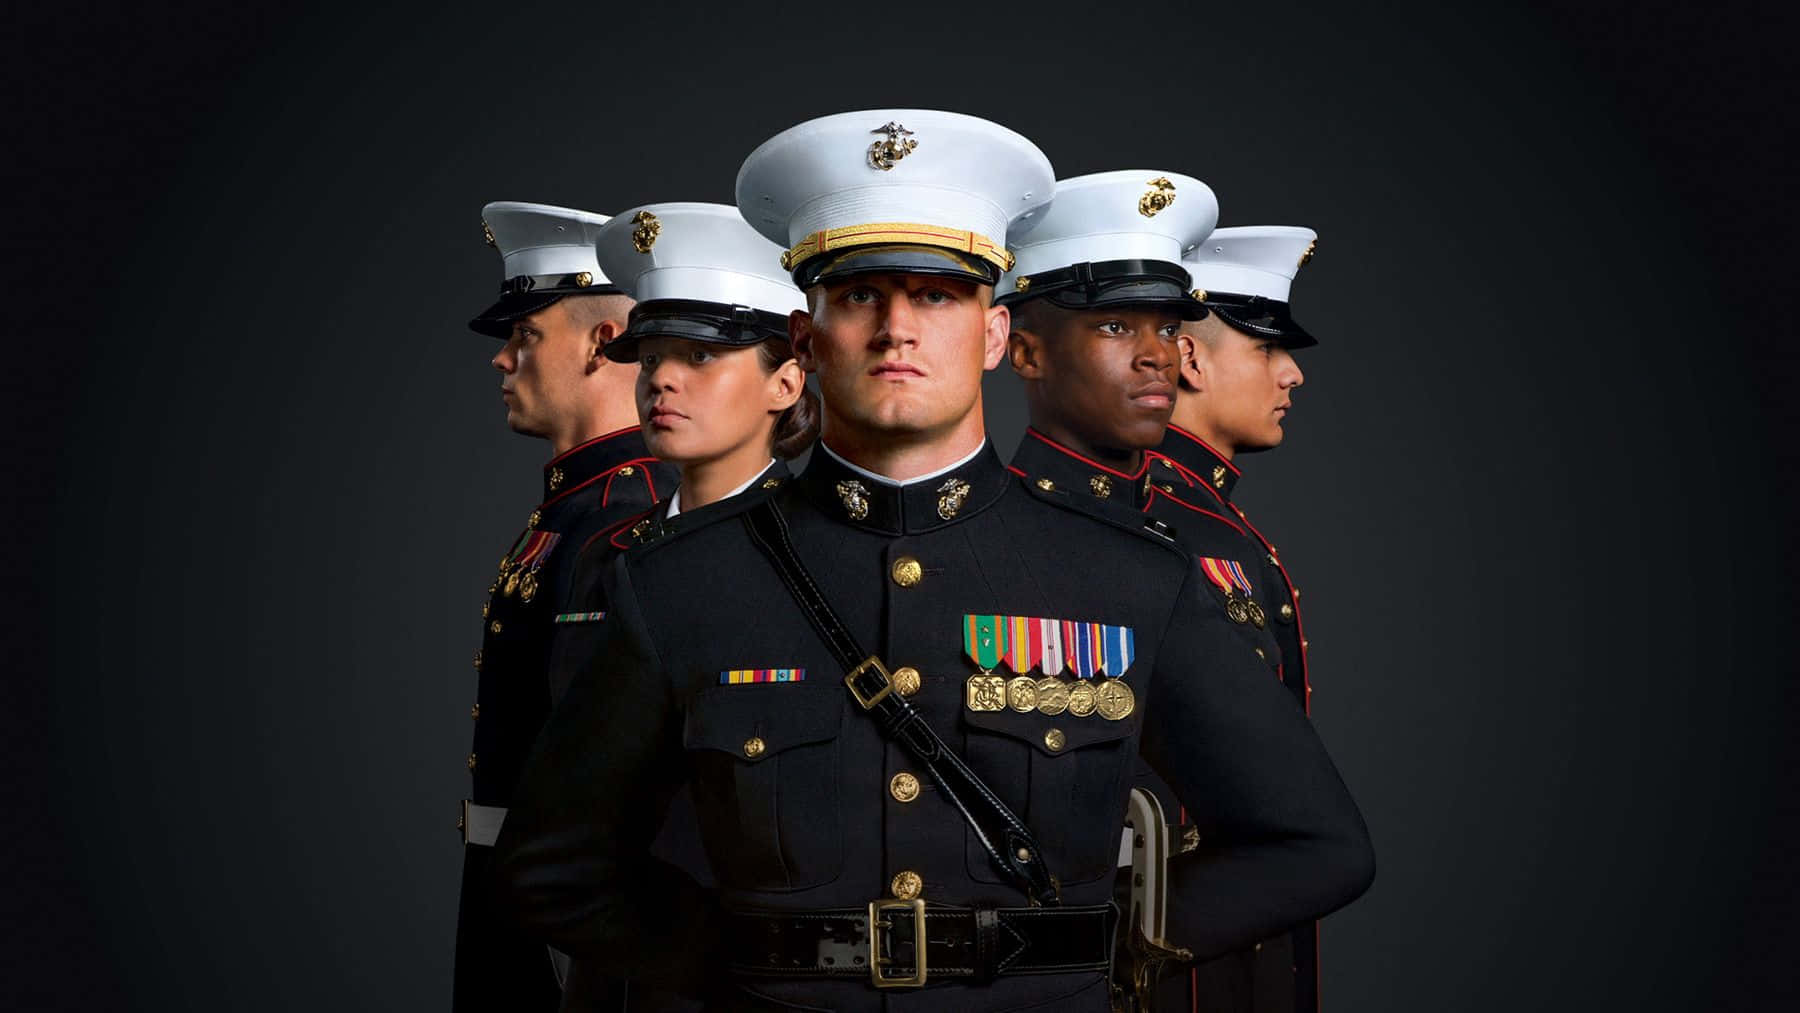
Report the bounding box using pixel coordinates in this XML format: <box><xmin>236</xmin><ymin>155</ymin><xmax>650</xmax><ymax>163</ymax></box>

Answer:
<box><xmin>1199</xmin><ymin>557</ymin><xmax>1267</xmax><ymax>629</ymax></box>
<box><xmin>490</xmin><ymin>530</ymin><xmax>562</xmax><ymax>604</ymax></box>
<box><xmin>965</xmin><ymin>673</ymin><xmax>1135</xmax><ymax>721</ymax></box>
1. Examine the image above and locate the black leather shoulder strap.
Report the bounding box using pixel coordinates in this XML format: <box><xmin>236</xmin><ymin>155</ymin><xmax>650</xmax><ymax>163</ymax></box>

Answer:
<box><xmin>743</xmin><ymin>499</ymin><xmax>1061</xmax><ymax>906</ymax></box>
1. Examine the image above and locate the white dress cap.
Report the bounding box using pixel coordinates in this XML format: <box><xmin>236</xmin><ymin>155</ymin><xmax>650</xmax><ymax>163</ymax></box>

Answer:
<box><xmin>595</xmin><ymin>203</ymin><xmax>808</xmax><ymax>362</ymax></box>
<box><xmin>1183</xmin><ymin>226</ymin><xmax>1321</xmax><ymax>347</ymax></box>
<box><xmin>996</xmin><ymin>170</ymin><xmax>1218</xmax><ymax>307</ymax></box>
<box><xmin>469</xmin><ymin>201</ymin><xmax>618</xmax><ymax>337</ymax></box>
<box><xmin>735</xmin><ymin>109</ymin><xmax>1056</xmax><ymax>287</ymax></box>
<box><xmin>1184</xmin><ymin>225</ymin><xmax>1317</xmax><ymax>303</ymax></box>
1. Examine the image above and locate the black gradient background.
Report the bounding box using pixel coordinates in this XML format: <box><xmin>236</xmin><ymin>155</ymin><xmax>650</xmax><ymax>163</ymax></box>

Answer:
<box><xmin>8</xmin><ymin>1</ymin><xmax>1798</xmax><ymax>1009</ymax></box>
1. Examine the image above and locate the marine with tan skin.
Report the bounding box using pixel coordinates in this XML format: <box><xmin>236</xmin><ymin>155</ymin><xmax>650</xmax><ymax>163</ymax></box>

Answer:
<box><xmin>456</xmin><ymin>202</ymin><xmax>676</xmax><ymax>1013</ymax></box>
<box><xmin>1170</xmin><ymin>312</ymin><xmax>1304</xmax><ymax>462</ymax></box>
<box><xmin>1151</xmin><ymin>225</ymin><xmax>1324</xmax><ymax>1013</ymax></box>
<box><xmin>493</xmin><ymin>293</ymin><xmax>643</xmax><ymax>455</ymax></box>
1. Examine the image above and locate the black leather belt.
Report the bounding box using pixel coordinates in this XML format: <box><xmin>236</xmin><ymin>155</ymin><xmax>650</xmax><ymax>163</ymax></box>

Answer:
<box><xmin>726</xmin><ymin>902</ymin><xmax>1116</xmax><ymax>988</ymax></box>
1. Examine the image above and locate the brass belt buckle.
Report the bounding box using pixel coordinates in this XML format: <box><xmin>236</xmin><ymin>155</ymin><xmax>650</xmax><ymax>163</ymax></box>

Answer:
<box><xmin>845</xmin><ymin>656</ymin><xmax>894</xmax><ymax>711</ymax></box>
<box><xmin>866</xmin><ymin>898</ymin><xmax>927</xmax><ymax>988</ymax></box>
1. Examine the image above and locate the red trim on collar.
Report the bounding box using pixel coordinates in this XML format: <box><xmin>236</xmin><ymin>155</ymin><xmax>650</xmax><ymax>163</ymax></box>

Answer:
<box><xmin>1164</xmin><ymin>424</ymin><xmax>1240</xmax><ymax>476</ymax></box>
<box><xmin>605</xmin><ymin>508</ymin><xmax>656</xmax><ymax>551</ymax></box>
<box><xmin>547</xmin><ymin>425</ymin><xmax>643</xmax><ymax>467</ymax></box>
<box><xmin>1006</xmin><ymin>465</ymin><xmax>1027</xmax><ymax>478</ymax></box>
<box><xmin>1154</xmin><ymin>453</ymin><xmax>1232</xmax><ymax>511</ymax></box>
<box><xmin>1144</xmin><ymin>486</ymin><xmax>1246</xmax><ymax>536</ymax></box>
<box><xmin>601</xmin><ymin>460</ymin><xmax>658</xmax><ymax>508</ymax></box>
<box><xmin>1023</xmin><ymin>428</ymin><xmax>1149</xmax><ymax>480</ymax></box>
<box><xmin>542</xmin><ymin>456</ymin><xmax>658</xmax><ymax>510</ymax></box>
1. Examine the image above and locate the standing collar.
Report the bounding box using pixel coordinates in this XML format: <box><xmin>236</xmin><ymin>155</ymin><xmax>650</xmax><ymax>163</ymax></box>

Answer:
<box><xmin>541</xmin><ymin>426</ymin><xmax>657</xmax><ymax>505</ymax></box>
<box><xmin>1008</xmin><ymin>428</ymin><xmax>1153</xmax><ymax>508</ymax></box>
<box><xmin>818</xmin><ymin>439</ymin><xmax>988</xmax><ymax>488</ymax></box>
<box><xmin>1154</xmin><ymin>424</ymin><xmax>1240</xmax><ymax>499</ymax></box>
<box><xmin>798</xmin><ymin>439</ymin><xmax>1007</xmax><ymax>534</ymax></box>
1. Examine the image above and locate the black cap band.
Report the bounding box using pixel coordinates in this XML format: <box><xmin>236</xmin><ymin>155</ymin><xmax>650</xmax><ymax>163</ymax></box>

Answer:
<box><xmin>999</xmin><ymin>259</ymin><xmax>1207</xmax><ymax>316</ymax></box>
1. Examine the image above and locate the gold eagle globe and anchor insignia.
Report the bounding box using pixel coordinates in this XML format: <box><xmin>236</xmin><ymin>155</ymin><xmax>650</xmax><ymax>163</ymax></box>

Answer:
<box><xmin>1138</xmin><ymin>177</ymin><xmax>1177</xmax><ymax>218</ymax></box>
<box><xmin>1299</xmin><ymin>238</ymin><xmax>1318</xmax><ymax>268</ymax></box>
<box><xmin>631</xmin><ymin>210</ymin><xmax>662</xmax><ymax>253</ymax></box>
<box><xmin>1211</xmin><ymin>465</ymin><xmax>1227</xmax><ymax>489</ymax></box>
<box><xmin>936</xmin><ymin>477</ymin><xmax>972</xmax><ymax>520</ymax></box>
<box><xmin>481</xmin><ymin>220</ymin><xmax>495</xmax><ymax>247</ymax></box>
<box><xmin>867</xmin><ymin>121</ymin><xmax>918</xmax><ymax>171</ymax></box>
<box><xmin>835</xmin><ymin>479</ymin><xmax>871</xmax><ymax>521</ymax></box>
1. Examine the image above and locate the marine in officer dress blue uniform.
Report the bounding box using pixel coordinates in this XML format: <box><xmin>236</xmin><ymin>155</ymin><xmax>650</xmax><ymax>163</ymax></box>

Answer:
<box><xmin>542</xmin><ymin>202</ymin><xmax>818</xmax><ymax>1012</ymax></box>
<box><xmin>1150</xmin><ymin>225</ymin><xmax>1323</xmax><ymax>1013</ymax></box>
<box><xmin>492</xmin><ymin>111</ymin><xmax>1373</xmax><ymax>1013</ymax></box>
<box><xmin>456</xmin><ymin>201</ymin><xmax>677</xmax><ymax>1012</ymax></box>
<box><xmin>994</xmin><ymin>173</ymin><xmax>1292</xmax><ymax>1012</ymax></box>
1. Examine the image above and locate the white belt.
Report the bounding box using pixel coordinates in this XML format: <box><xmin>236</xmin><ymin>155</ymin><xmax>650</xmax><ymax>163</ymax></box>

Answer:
<box><xmin>461</xmin><ymin>801</ymin><xmax>508</xmax><ymax>847</ymax></box>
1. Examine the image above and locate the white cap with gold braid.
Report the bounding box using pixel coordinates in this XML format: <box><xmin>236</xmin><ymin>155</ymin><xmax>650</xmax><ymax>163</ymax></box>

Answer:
<box><xmin>735</xmin><ymin>109</ymin><xmax>1056</xmax><ymax>289</ymax></box>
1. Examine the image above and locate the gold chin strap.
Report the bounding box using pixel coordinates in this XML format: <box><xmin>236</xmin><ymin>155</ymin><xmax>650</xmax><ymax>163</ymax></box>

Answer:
<box><xmin>781</xmin><ymin>222</ymin><xmax>1014</xmax><ymax>274</ymax></box>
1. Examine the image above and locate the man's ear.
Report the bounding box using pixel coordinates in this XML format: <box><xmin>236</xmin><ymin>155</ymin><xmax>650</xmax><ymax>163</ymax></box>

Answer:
<box><xmin>587</xmin><ymin>319</ymin><xmax>624</xmax><ymax>374</ymax></box>
<box><xmin>1175</xmin><ymin>332</ymin><xmax>1205</xmax><ymax>392</ymax></box>
<box><xmin>982</xmin><ymin>302</ymin><xmax>1010</xmax><ymax>371</ymax></box>
<box><xmin>789</xmin><ymin>309</ymin><xmax>819</xmax><ymax>373</ymax></box>
<box><xmin>1008</xmin><ymin>323</ymin><xmax>1045</xmax><ymax>380</ymax></box>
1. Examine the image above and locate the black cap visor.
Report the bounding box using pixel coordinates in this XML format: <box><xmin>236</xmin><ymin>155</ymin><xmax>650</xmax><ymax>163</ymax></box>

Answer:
<box><xmin>467</xmin><ymin>273</ymin><xmax>627</xmax><ymax>339</ymax></box>
<box><xmin>604</xmin><ymin>299</ymin><xmax>792</xmax><ymax>363</ymax></box>
<box><xmin>999</xmin><ymin>259</ymin><xmax>1207</xmax><ymax>317</ymax></box>
<box><xmin>1207</xmin><ymin>294</ymin><xmax>1317</xmax><ymax>349</ymax></box>
<box><xmin>796</xmin><ymin>244</ymin><xmax>999</xmax><ymax>289</ymax></box>
<box><xmin>468</xmin><ymin>290</ymin><xmax>566</xmax><ymax>338</ymax></box>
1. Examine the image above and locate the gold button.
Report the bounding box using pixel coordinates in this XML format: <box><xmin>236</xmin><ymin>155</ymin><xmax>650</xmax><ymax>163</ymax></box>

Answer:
<box><xmin>472</xmin><ymin>649</ymin><xmax>483</xmax><ymax>671</ymax></box>
<box><xmin>1303</xmin><ymin>638</ymin><xmax>1311</xmax><ymax>650</ymax></box>
<box><xmin>1255</xmin><ymin>647</ymin><xmax>1265</xmax><ymax>660</ymax></box>
<box><xmin>466</xmin><ymin>753</ymin><xmax>478</xmax><ymax>770</ymax></box>
<box><xmin>743</xmin><ymin>736</ymin><xmax>766</xmax><ymax>758</ymax></box>
<box><xmin>890</xmin><ymin>772</ymin><xmax>921</xmax><ymax>802</ymax></box>
<box><xmin>490</xmin><ymin>620</ymin><xmax>502</xmax><ymax>634</ymax></box>
<box><xmin>1280</xmin><ymin>603</ymin><xmax>1295</xmax><ymax>620</ymax></box>
<box><xmin>1016</xmin><ymin>846</ymin><xmax>1032</xmax><ymax>862</ymax></box>
<box><xmin>891</xmin><ymin>556</ymin><xmax>923</xmax><ymax>587</ymax></box>
<box><xmin>1035</xmin><ymin>478</ymin><xmax>1056</xmax><ymax>492</ymax></box>
<box><xmin>1043</xmin><ymin>728</ymin><xmax>1066</xmax><ymax>752</ymax></box>
<box><xmin>893</xmin><ymin>666</ymin><xmax>922</xmax><ymax>696</ymax></box>
<box><xmin>469</xmin><ymin>703</ymin><xmax>480</xmax><ymax>720</ymax></box>
<box><xmin>1292</xmin><ymin>588</ymin><xmax>1300</xmax><ymax>600</ymax></box>
<box><xmin>890</xmin><ymin>870</ymin><xmax>923</xmax><ymax>900</ymax></box>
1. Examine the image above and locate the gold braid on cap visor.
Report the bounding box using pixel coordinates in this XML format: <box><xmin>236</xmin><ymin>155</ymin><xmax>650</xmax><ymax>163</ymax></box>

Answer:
<box><xmin>779</xmin><ymin>222</ymin><xmax>1014</xmax><ymax>274</ymax></box>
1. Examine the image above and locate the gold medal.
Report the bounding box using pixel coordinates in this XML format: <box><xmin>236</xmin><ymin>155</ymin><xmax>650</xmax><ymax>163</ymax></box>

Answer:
<box><xmin>1095</xmin><ymin>679</ymin><xmax>1135</xmax><ymax>721</ymax></box>
<box><xmin>1246</xmin><ymin>599</ymin><xmax>1266</xmax><ymax>629</ymax></box>
<box><xmin>1225</xmin><ymin>596</ymin><xmax>1250</xmax><ymax>624</ymax></box>
<box><xmin>1067</xmin><ymin>681</ymin><xmax>1098</xmax><ymax>718</ymax></box>
<box><xmin>519</xmin><ymin>570</ymin><xmax>539</xmax><ymax>603</ymax></box>
<box><xmin>503</xmin><ymin>568</ymin><xmax>521</xmax><ymax>597</ymax></box>
<box><xmin>1006</xmin><ymin>676</ymin><xmax>1038</xmax><ymax>712</ymax></box>
<box><xmin>965</xmin><ymin>674</ymin><xmax>1006</xmax><ymax>712</ymax></box>
<box><xmin>1035</xmin><ymin>677</ymin><xmax>1070</xmax><ymax>715</ymax></box>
